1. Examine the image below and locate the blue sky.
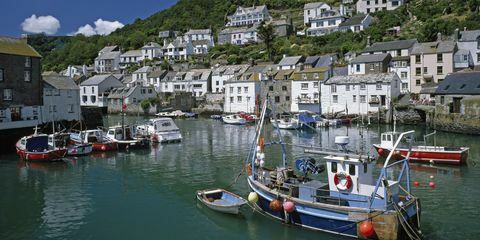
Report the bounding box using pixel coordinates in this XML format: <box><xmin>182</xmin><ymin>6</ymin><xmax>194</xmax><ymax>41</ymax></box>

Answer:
<box><xmin>2</xmin><ymin>0</ymin><xmax>177</xmax><ymax>37</ymax></box>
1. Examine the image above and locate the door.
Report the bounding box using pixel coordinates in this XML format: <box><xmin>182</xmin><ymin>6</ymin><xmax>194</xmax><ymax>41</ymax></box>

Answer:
<box><xmin>452</xmin><ymin>97</ymin><xmax>462</xmax><ymax>113</ymax></box>
<box><xmin>380</xmin><ymin>95</ymin><xmax>386</xmax><ymax>106</ymax></box>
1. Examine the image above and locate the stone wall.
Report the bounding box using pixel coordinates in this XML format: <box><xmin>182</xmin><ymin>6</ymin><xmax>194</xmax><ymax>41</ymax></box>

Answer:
<box><xmin>393</xmin><ymin>107</ymin><xmax>424</xmax><ymax>125</ymax></box>
<box><xmin>108</xmin><ymin>103</ymin><xmax>159</xmax><ymax>115</ymax></box>
<box><xmin>431</xmin><ymin>96</ymin><xmax>480</xmax><ymax>135</ymax></box>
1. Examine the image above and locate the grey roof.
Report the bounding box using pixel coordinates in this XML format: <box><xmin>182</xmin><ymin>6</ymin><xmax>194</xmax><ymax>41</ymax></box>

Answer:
<box><xmin>305</xmin><ymin>56</ymin><xmax>320</xmax><ymax>66</ymax></box>
<box><xmin>362</xmin><ymin>39</ymin><xmax>417</xmax><ymax>53</ymax></box>
<box><xmin>96</xmin><ymin>51</ymin><xmax>120</xmax><ymax>60</ymax></box>
<box><xmin>315</xmin><ymin>54</ymin><xmax>337</xmax><ymax>68</ymax></box>
<box><xmin>220</xmin><ymin>25</ymin><xmax>259</xmax><ymax>35</ymax></box>
<box><xmin>108</xmin><ymin>87</ymin><xmax>136</xmax><ymax>99</ymax></box>
<box><xmin>435</xmin><ymin>72</ymin><xmax>480</xmax><ymax>95</ymax></box>
<box><xmin>142</xmin><ymin>42</ymin><xmax>161</xmax><ymax>49</ymax></box>
<box><xmin>333</xmin><ymin>67</ymin><xmax>348</xmax><ymax>77</ymax></box>
<box><xmin>278</xmin><ymin>56</ymin><xmax>303</xmax><ymax>66</ymax></box>
<box><xmin>459</xmin><ymin>30</ymin><xmax>480</xmax><ymax>42</ymax></box>
<box><xmin>121</xmin><ymin>50</ymin><xmax>142</xmax><ymax>57</ymax></box>
<box><xmin>212</xmin><ymin>64</ymin><xmax>250</xmax><ymax>75</ymax></box>
<box><xmin>80</xmin><ymin>74</ymin><xmax>117</xmax><ymax>86</ymax></box>
<box><xmin>185</xmin><ymin>29</ymin><xmax>211</xmax><ymax>35</ymax></box>
<box><xmin>99</xmin><ymin>46</ymin><xmax>118</xmax><ymax>53</ymax></box>
<box><xmin>233</xmin><ymin>5</ymin><xmax>267</xmax><ymax>15</ymax></box>
<box><xmin>148</xmin><ymin>70</ymin><xmax>167</xmax><ymax>78</ymax></box>
<box><xmin>43</xmin><ymin>75</ymin><xmax>79</xmax><ymax>90</ymax></box>
<box><xmin>122</xmin><ymin>75</ymin><xmax>133</xmax><ymax>84</ymax></box>
<box><xmin>185</xmin><ymin>69</ymin><xmax>212</xmax><ymax>81</ymax></box>
<box><xmin>455</xmin><ymin>49</ymin><xmax>470</xmax><ymax>56</ymax></box>
<box><xmin>304</xmin><ymin>2</ymin><xmax>327</xmax><ymax>9</ymax></box>
<box><xmin>134</xmin><ymin>66</ymin><xmax>152</xmax><ymax>73</ymax></box>
<box><xmin>162</xmin><ymin>37</ymin><xmax>189</xmax><ymax>49</ymax></box>
<box><xmin>351</xmin><ymin>53</ymin><xmax>390</xmax><ymax>64</ymax></box>
<box><xmin>162</xmin><ymin>71</ymin><xmax>178</xmax><ymax>81</ymax></box>
<box><xmin>410</xmin><ymin>41</ymin><xmax>456</xmax><ymax>54</ymax></box>
<box><xmin>419</xmin><ymin>84</ymin><xmax>438</xmax><ymax>94</ymax></box>
<box><xmin>325</xmin><ymin>72</ymin><xmax>398</xmax><ymax>84</ymax></box>
<box><xmin>339</xmin><ymin>14</ymin><xmax>368</xmax><ymax>27</ymax></box>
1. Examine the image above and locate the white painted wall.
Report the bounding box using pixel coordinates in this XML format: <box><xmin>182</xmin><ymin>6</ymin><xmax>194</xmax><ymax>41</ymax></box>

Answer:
<box><xmin>290</xmin><ymin>80</ymin><xmax>320</xmax><ymax>112</ymax></box>
<box><xmin>224</xmin><ymin>81</ymin><xmax>260</xmax><ymax>113</ymax></box>
<box><xmin>348</xmin><ymin>63</ymin><xmax>366</xmax><ymax>75</ymax></box>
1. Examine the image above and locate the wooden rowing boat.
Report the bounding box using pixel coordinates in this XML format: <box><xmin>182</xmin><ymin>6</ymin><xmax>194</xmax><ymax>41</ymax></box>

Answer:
<box><xmin>196</xmin><ymin>189</ymin><xmax>247</xmax><ymax>214</ymax></box>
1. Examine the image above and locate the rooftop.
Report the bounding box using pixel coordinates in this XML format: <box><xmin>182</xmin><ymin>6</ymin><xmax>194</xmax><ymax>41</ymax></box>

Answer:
<box><xmin>304</xmin><ymin>2</ymin><xmax>328</xmax><ymax>10</ymax></box>
<box><xmin>277</xmin><ymin>56</ymin><xmax>304</xmax><ymax>66</ymax></box>
<box><xmin>185</xmin><ymin>29</ymin><xmax>212</xmax><ymax>35</ymax></box>
<box><xmin>43</xmin><ymin>75</ymin><xmax>79</xmax><ymax>90</ymax></box>
<box><xmin>459</xmin><ymin>30</ymin><xmax>480</xmax><ymax>42</ymax></box>
<box><xmin>142</xmin><ymin>42</ymin><xmax>161</xmax><ymax>49</ymax></box>
<box><xmin>339</xmin><ymin>14</ymin><xmax>368</xmax><ymax>27</ymax></box>
<box><xmin>435</xmin><ymin>72</ymin><xmax>480</xmax><ymax>95</ymax></box>
<box><xmin>410</xmin><ymin>41</ymin><xmax>456</xmax><ymax>54</ymax></box>
<box><xmin>325</xmin><ymin>72</ymin><xmax>398</xmax><ymax>84</ymax></box>
<box><xmin>362</xmin><ymin>39</ymin><xmax>417</xmax><ymax>53</ymax></box>
<box><xmin>80</xmin><ymin>74</ymin><xmax>117</xmax><ymax>86</ymax></box>
<box><xmin>121</xmin><ymin>50</ymin><xmax>142</xmax><ymax>57</ymax></box>
<box><xmin>351</xmin><ymin>53</ymin><xmax>390</xmax><ymax>64</ymax></box>
<box><xmin>0</xmin><ymin>36</ymin><xmax>41</xmax><ymax>57</ymax></box>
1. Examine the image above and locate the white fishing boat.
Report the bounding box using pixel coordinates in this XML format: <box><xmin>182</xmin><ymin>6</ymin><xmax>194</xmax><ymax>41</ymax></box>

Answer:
<box><xmin>105</xmin><ymin>125</ymin><xmax>150</xmax><ymax>150</ymax></box>
<box><xmin>196</xmin><ymin>189</ymin><xmax>247</xmax><ymax>214</ymax></box>
<box><xmin>270</xmin><ymin>115</ymin><xmax>299</xmax><ymax>130</ymax></box>
<box><xmin>222</xmin><ymin>114</ymin><xmax>246</xmax><ymax>125</ymax></box>
<box><xmin>136</xmin><ymin>118</ymin><xmax>182</xmax><ymax>143</ymax></box>
<box><xmin>49</xmin><ymin>133</ymin><xmax>93</xmax><ymax>156</ymax></box>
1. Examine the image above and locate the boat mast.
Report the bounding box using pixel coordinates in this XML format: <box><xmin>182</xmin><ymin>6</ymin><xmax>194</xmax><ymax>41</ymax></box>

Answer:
<box><xmin>122</xmin><ymin>96</ymin><xmax>126</xmax><ymax>140</ymax></box>
<box><xmin>270</xmin><ymin>98</ymin><xmax>287</xmax><ymax>167</ymax></box>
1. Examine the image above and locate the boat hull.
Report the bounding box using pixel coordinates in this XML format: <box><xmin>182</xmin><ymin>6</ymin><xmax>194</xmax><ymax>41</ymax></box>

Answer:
<box><xmin>16</xmin><ymin>148</ymin><xmax>67</xmax><ymax>162</ymax></box>
<box><xmin>196</xmin><ymin>189</ymin><xmax>247</xmax><ymax>215</ymax></box>
<box><xmin>222</xmin><ymin>118</ymin><xmax>246</xmax><ymax>125</ymax></box>
<box><xmin>116</xmin><ymin>139</ymin><xmax>150</xmax><ymax>150</ymax></box>
<box><xmin>67</xmin><ymin>143</ymin><xmax>93</xmax><ymax>156</ymax></box>
<box><xmin>373</xmin><ymin>144</ymin><xmax>468</xmax><ymax>165</ymax></box>
<box><xmin>151</xmin><ymin>132</ymin><xmax>182</xmax><ymax>143</ymax></box>
<box><xmin>92</xmin><ymin>142</ymin><xmax>118</xmax><ymax>151</ymax></box>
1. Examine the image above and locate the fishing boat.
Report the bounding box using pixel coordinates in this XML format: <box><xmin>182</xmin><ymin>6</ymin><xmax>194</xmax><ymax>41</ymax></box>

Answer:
<box><xmin>70</xmin><ymin>129</ymin><xmax>118</xmax><ymax>151</ymax></box>
<box><xmin>49</xmin><ymin>133</ymin><xmax>93</xmax><ymax>156</ymax></box>
<box><xmin>16</xmin><ymin>132</ymin><xmax>67</xmax><ymax>162</ymax></box>
<box><xmin>295</xmin><ymin>111</ymin><xmax>316</xmax><ymax>129</ymax></box>
<box><xmin>105</xmin><ymin>125</ymin><xmax>150</xmax><ymax>150</ymax></box>
<box><xmin>373</xmin><ymin>131</ymin><xmax>469</xmax><ymax>165</ymax></box>
<box><xmin>136</xmin><ymin>118</ymin><xmax>182</xmax><ymax>143</ymax></box>
<box><xmin>270</xmin><ymin>114</ymin><xmax>299</xmax><ymax>130</ymax></box>
<box><xmin>196</xmin><ymin>189</ymin><xmax>248</xmax><ymax>214</ymax></box>
<box><xmin>245</xmin><ymin>98</ymin><xmax>422</xmax><ymax>239</ymax></box>
<box><xmin>222</xmin><ymin>114</ymin><xmax>247</xmax><ymax>125</ymax></box>
<box><xmin>210</xmin><ymin>114</ymin><xmax>222</xmax><ymax>120</ymax></box>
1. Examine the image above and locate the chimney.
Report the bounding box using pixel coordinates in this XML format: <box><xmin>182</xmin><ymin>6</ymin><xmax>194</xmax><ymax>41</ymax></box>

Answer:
<box><xmin>437</xmin><ymin>32</ymin><xmax>442</xmax><ymax>42</ymax></box>
<box><xmin>21</xmin><ymin>34</ymin><xmax>28</xmax><ymax>43</ymax></box>
<box><xmin>367</xmin><ymin>36</ymin><xmax>371</xmax><ymax>47</ymax></box>
<box><xmin>298</xmin><ymin>63</ymin><xmax>304</xmax><ymax>71</ymax></box>
<box><xmin>163</xmin><ymin>39</ymin><xmax>167</xmax><ymax>46</ymax></box>
<box><xmin>454</xmin><ymin>28</ymin><xmax>459</xmax><ymax>42</ymax></box>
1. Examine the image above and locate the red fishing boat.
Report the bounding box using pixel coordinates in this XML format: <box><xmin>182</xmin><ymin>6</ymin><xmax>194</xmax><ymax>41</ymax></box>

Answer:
<box><xmin>16</xmin><ymin>134</ymin><xmax>67</xmax><ymax>161</ymax></box>
<box><xmin>373</xmin><ymin>131</ymin><xmax>469</xmax><ymax>165</ymax></box>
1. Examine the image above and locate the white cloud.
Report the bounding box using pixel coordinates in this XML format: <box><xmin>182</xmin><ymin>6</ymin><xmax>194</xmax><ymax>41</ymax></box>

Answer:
<box><xmin>21</xmin><ymin>15</ymin><xmax>61</xmax><ymax>35</ymax></box>
<box><xmin>73</xmin><ymin>19</ymin><xmax>124</xmax><ymax>37</ymax></box>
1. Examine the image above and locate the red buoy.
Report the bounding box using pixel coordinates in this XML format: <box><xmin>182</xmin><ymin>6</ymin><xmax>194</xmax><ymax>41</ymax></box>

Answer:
<box><xmin>414</xmin><ymin>181</ymin><xmax>420</xmax><ymax>187</ymax></box>
<box><xmin>360</xmin><ymin>221</ymin><xmax>375</xmax><ymax>238</ymax></box>
<box><xmin>429</xmin><ymin>182</ymin><xmax>436</xmax><ymax>188</ymax></box>
<box><xmin>269</xmin><ymin>199</ymin><xmax>283</xmax><ymax>212</ymax></box>
<box><xmin>377</xmin><ymin>148</ymin><xmax>384</xmax><ymax>156</ymax></box>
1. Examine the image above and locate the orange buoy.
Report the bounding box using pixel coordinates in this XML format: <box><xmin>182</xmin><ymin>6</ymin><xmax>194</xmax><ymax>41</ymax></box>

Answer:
<box><xmin>245</xmin><ymin>164</ymin><xmax>252</xmax><ymax>176</ymax></box>
<box><xmin>259</xmin><ymin>137</ymin><xmax>265</xmax><ymax>151</ymax></box>
<box><xmin>269</xmin><ymin>199</ymin><xmax>282</xmax><ymax>212</ymax></box>
<box><xmin>359</xmin><ymin>221</ymin><xmax>375</xmax><ymax>238</ymax></box>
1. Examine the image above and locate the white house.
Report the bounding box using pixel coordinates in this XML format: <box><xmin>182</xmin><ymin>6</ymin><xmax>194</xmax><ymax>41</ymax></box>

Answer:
<box><xmin>107</xmin><ymin>85</ymin><xmax>157</xmax><ymax>112</ymax></box>
<box><xmin>356</xmin><ymin>0</ymin><xmax>404</xmax><ymax>14</ymax></box>
<box><xmin>307</xmin><ymin>9</ymin><xmax>347</xmax><ymax>36</ymax></box>
<box><xmin>456</xmin><ymin>29</ymin><xmax>480</xmax><ymax>69</ymax></box>
<box><xmin>321</xmin><ymin>73</ymin><xmax>401</xmax><ymax>115</ymax></box>
<box><xmin>226</xmin><ymin>5</ymin><xmax>271</xmax><ymax>27</ymax></box>
<box><xmin>162</xmin><ymin>37</ymin><xmax>194</xmax><ymax>61</ymax></box>
<box><xmin>129</xmin><ymin>66</ymin><xmax>154</xmax><ymax>87</ymax></box>
<box><xmin>304</xmin><ymin>2</ymin><xmax>332</xmax><ymax>25</ymax></box>
<box><xmin>183</xmin><ymin>29</ymin><xmax>215</xmax><ymax>54</ymax></box>
<box><xmin>147</xmin><ymin>69</ymin><xmax>167</xmax><ymax>92</ymax></box>
<box><xmin>211</xmin><ymin>64</ymin><xmax>250</xmax><ymax>93</ymax></box>
<box><xmin>142</xmin><ymin>42</ymin><xmax>162</xmax><ymax>60</ymax></box>
<box><xmin>157</xmin><ymin>71</ymin><xmax>177</xmax><ymax>93</ymax></box>
<box><xmin>184</xmin><ymin>69</ymin><xmax>212</xmax><ymax>97</ymax></box>
<box><xmin>290</xmin><ymin>67</ymin><xmax>329</xmax><ymax>113</ymax></box>
<box><xmin>339</xmin><ymin>14</ymin><xmax>373</xmax><ymax>33</ymax></box>
<box><xmin>218</xmin><ymin>25</ymin><xmax>259</xmax><ymax>46</ymax></box>
<box><xmin>120</xmin><ymin>50</ymin><xmax>144</xmax><ymax>69</ymax></box>
<box><xmin>94</xmin><ymin>45</ymin><xmax>121</xmax><ymax>73</ymax></box>
<box><xmin>42</xmin><ymin>75</ymin><xmax>81</xmax><ymax>123</ymax></box>
<box><xmin>62</xmin><ymin>65</ymin><xmax>88</xmax><ymax>78</ymax></box>
<box><xmin>277</xmin><ymin>56</ymin><xmax>305</xmax><ymax>70</ymax></box>
<box><xmin>80</xmin><ymin>74</ymin><xmax>123</xmax><ymax>107</ymax></box>
<box><xmin>223</xmin><ymin>67</ymin><xmax>261</xmax><ymax>114</ymax></box>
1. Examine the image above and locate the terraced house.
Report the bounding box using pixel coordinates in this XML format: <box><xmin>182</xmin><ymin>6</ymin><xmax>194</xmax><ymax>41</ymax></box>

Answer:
<box><xmin>356</xmin><ymin>0</ymin><xmax>404</xmax><ymax>14</ymax></box>
<box><xmin>226</xmin><ymin>5</ymin><xmax>271</xmax><ymax>27</ymax></box>
<box><xmin>290</xmin><ymin>66</ymin><xmax>329</xmax><ymax>113</ymax></box>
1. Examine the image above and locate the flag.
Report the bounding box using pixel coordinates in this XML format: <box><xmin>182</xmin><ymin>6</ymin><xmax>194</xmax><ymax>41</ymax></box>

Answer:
<box><xmin>122</xmin><ymin>96</ymin><xmax>127</xmax><ymax>110</ymax></box>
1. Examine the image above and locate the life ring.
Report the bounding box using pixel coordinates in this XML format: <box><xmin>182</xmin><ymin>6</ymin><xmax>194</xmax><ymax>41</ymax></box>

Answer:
<box><xmin>334</xmin><ymin>172</ymin><xmax>353</xmax><ymax>191</ymax></box>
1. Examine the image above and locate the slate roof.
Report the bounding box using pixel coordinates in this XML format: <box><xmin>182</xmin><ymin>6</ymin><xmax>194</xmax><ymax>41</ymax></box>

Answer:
<box><xmin>162</xmin><ymin>71</ymin><xmax>178</xmax><ymax>81</ymax></box>
<box><xmin>212</xmin><ymin>64</ymin><xmax>250</xmax><ymax>75</ymax></box>
<box><xmin>0</xmin><ymin>36</ymin><xmax>41</xmax><ymax>57</ymax></box>
<box><xmin>192</xmin><ymin>40</ymin><xmax>209</xmax><ymax>46</ymax></box>
<box><xmin>305</xmin><ymin>56</ymin><xmax>320</xmax><ymax>66</ymax></box>
<box><xmin>185</xmin><ymin>69</ymin><xmax>212</xmax><ymax>81</ymax></box>
<box><xmin>43</xmin><ymin>75</ymin><xmax>79</xmax><ymax>90</ymax></box>
<box><xmin>80</xmin><ymin>74</ymin><xmax>116</xmax><ymax>86</ymax></box>
<box><xmin>315</xmin><ymin>54</ymin><xmax>337</xmax><ymax>68</ymax></box>
<box><xmin>185</xmin><ymin>29</ymin><xmax>211</xmax><ymax>35</ymax></box>
<box><xmin>362</xmin><ymin>39</ymin><xmax>417</xmax><ymax>53</ymax></box>
<box><xmin>108</xmin><ymin>86</ymin><xmax>136</xmax><ymax>99</ymax></box>
<box><xmin>99</xmin><ymin>46</ymin><xmax>118</xmax><ymax>53</ymax></box>
<box><xmin>459</xmin><ymin>30</ymin><xmax>480</xmax><ymax>42</ymax></box>
<box><xmin>96</xmin><ymin>51</ymin><xmax>120</xmax><ymax>60</ymax></box>
<box><xmin>325</xmin><ymin>72</ymin><xmax>398</xmax><ymax>84</ymax></box>
<box><xmin>162</xmin><ymin>37</ymin><xmax>189</xmax><ymax>49</ymax></box>
<box><xmin>148</xmin><ymin>70</ymin><xmax>167</xmax><ymax>78</ymax></box>
<box><xmin>277</xmin><ymin>56</ymin><xmax>304</xmax><ymax>66</ymax></box>
<box><xmin>142</xmin><ymin>42</ymin><xmax>161</xmax><ymax>49</ymax></box>
<box><xmin>435</xmin><ymin>72</ymin><xmax>480</xmax><ymax>95</ymax></box>
<box><xmin>350</xmin><ymin>53</ymin><xmax>390</xmax><ymax>64</ymax></box>
<box><xmin>234</xmin><ymin>5</ymin><xmax>267</xmax><ymax>15</ymax></box>
<box><xmin>219</xmin><ymin>25</ymin><xmax>259</xmax><ymax>35</ymax></box>
<box><xmin>304</xmin><ymin>2</ymin><xmax>327</xmax><ymax>9</ymax></box>
<box><xmin>410</xmin><ymin>41</ymin><xmax>456</xmax><ymax>54</ymax></box>
<box><xmin>333</xmin><ymin>66</ymin><xmax>348</xmax><ymax>76</ymax></box>
<box><xmin>339</xmin><ymin>15</ymin><xmax>368</xmax><ymax>27</ymax></box>
<box><xmin>134</xmin><ymin>66</ymin><xmax>152</xmax><ymax>73</ymax></box>
<box><xmin>121</xmin><ymin>50</ymin><xmax>142</xmax><ymax>57</ymax></box>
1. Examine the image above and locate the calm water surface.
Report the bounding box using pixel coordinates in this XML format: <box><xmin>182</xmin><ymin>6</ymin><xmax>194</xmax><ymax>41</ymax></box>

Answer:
<box><xmin>1</xmin><ymin>117</ymin><xmax>479</xmax><ymax>240</ymax></box>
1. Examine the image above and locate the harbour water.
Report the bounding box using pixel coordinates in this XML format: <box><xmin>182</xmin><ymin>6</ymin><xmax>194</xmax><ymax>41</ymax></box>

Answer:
<box><xmin>1</xmin><ymin>117</ymin><xmax>479</xmax><ymax>240</ymax></box>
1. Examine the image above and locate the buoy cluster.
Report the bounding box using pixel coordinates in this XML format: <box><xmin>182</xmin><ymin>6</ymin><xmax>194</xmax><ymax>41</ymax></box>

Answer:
<box><xmin>413</xmin><ymin>175</ymin><xmax>436</xmax><ymax>188</ymax></box>
<box><xmin>247</xmin><ymin>192</ymin><xmax>296</xmax><ymax>213</ymax></box>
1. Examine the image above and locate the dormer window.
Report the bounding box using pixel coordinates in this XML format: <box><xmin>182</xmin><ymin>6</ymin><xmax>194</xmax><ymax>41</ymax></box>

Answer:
<box><xmin>459</xmin><ymin>84</ymin><xmax>466</xmax><ymax>90</ymax></box>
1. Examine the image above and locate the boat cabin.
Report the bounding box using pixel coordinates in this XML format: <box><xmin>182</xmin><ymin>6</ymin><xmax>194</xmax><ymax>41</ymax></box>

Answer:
<box><xmin>106</xmin><ymin>126</ymin><xmax>135</xmax><ymax>140</ymax></box>
<box><xmin>379</xmin><ymin>131</ymin><xmax>400</xmax><ymax>149</ymax></box>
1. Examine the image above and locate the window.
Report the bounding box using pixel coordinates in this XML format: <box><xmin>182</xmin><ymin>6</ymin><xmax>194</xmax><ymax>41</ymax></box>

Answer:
<box><xmin>302</xmin><ymin>74</ymin><xmax>307</xmax><ymax>80</ymax></box>
<box><xmin>282</xmin><ymin>86</ymin><xmax>287</xmax><ymax>91</ymax></box>
<box><xmin>416</xmin><ymin>79</ymin><xmax>421</xmax><ymax>86</ymax></box>
<box><xmin>237</xmin><ymin>96</ymin><xmax>242</xmax><ymax>102</ymax></box>
<box><xmin>376</xmin><ymin>81</ymin><xmax>382</xmax><ymax>90</ymax></box>
<box><xmin>360</xmin><ymin>95</ymin><xmax>366</xmax><ymax>103</ymax></box>
<box><xmin>230</xmin><ymin>97</ymin><xmax>234</xmax><ymax>103</ymax></box>
<box><xmin>237</xmin><ymin>87</ymin><xmax>241</xmax><ymax>94</ymax></box>
<box><xmin>244</xmin><ymin>87</ymin><xmax>248</xmax><ymax>93</ymax></box>
<box><xmin>360</xmin><ymin>83</ymin><xmax>366</xmax><ymax>90</ymax></box>
<box><xmin>286</xmin><ymin>96</ymin><xmax>290</xmax><ymax>101</ymax></box>
<box><xmin>284</xmin><ymin>75</ymin><xmax>288</xmax><ymax>80</ymax></box>
<box><xmin>369</xmin><ymin>63</ymin><xmax>375</xmax><ymax>70</ymax></box>
<box><xmin>275</xmin><ymin>96</ymin><xmax>280</xmax><ymax>103</ymax></box>
<box><xmin>269</xmin><ymin>86</ymin><xmax>274</xmax><ymax>91</ymax></box>
<box><xmin>366</xmin><ymin>0</ymin><xmax>370</xmax><ymax>5</ymax></box>
<box><xmin>440</xmin><ymin>96</ymin><xmax>445</xmax><ymax>104</ymax></box>
<box><xmin>216</xmin><ymin>81</ymin><xmax>219</xmax><ymax>86</ymax></box>
<box><xmin>423</xmin><ymin>67</ymin><xmax>428</xmax><ymax>74</ymax></box>
<box><xmin>331</xmin><ymin>84</ymin><xmax>337</xmax><ymax>93</ymax></box>
<box><xmin>437</xmin><ymin>66</ymin><xmax>443</xmax><ymax>75</ymax></box>
<box><xmin>415</xmin><ymin>55</ymin><xmax>421</xmax><ymax>63</ymax></box>
<box><xmin>437</xmin><ymin>54</ymin><xmax>443</xmax><ymax>62</ymax></box>
<box><xmin>402</xmin><ymin>83</ymin><xmax>408</xmax><ymax>90</ymax></box>
<box><xmin>401</xmin><ymin>72</ymin><xmax>408</xmax><ymax>79</ymax></box>
<box><xmin>416</xmin><ymin>67</ymin><xmax>421</xmax><ymax>76</ymax></box>
<box><xmin>82</xmin><ymin>95</ymin><xmax>87</xmax><ymax>103</ymax></box>
<box><xmin>24</xmin><ymin>71</ymin><xmax>31</xmax><ymax>82</ymax></box>
<box><xmin>356</xmin><ymin>64</ymin><xmax>360</xmax><ymax>72</ymax></box>
<box><xmin>45</xmin><ymin>89</ymin><xmax>52</xmax><ymax>96</ymax></box>
<box><xmin>90</xmin><ymin>95</ymin><xmax>96</xmax><ymax>103</ymax></box>
<box><xmin>230</xmin><ymin>87</ymin><xmax>233</xmax><ymax>93</ymax></box>
<box><xmin>332</xmin><ymin>95</ymin><xmax>338</xmax><ymax>103</ymax></box>
<box><xmin>477</xmin><ymin>53</ymin><xmax>480</xmax><ymax>62</ymax></box>
<box><xmin>68</xmin><ymin>104</ymin><xmax>74</xmax><ymax>113</ymax></box>
<box><xmin>346</xmin><ymin>84</ymin><xmax>350</xmax><ymax>91</ymax></box>
<box><xmin>392</xmin><ymin>0</ymin><xmax>399</xmax><ymax>6</ymax></box>
<box><xmin>3</xmin><ymin>89</ymin><xmax>12</xmax><ymax>101</ymax></box>
<box><xmin>366</xmin><ymin>8</ymin><xmax>370</xmax><ymax>13</ymax></box>
<box><xmin>353</xmin><ymin>95</ymin><xmax>357</xmax><ymax>102</ymax></box>
<box><xmin>314</xmin><ymin>93</ymin><xmax>319</xmax><ymax>99</ymax></box>
<box><xmin>0</xmin><ymin>68</ymin><xmax>4</xmax><ymax>82</ymax></box>
<box><xmin>301</xmin><ymin>83</ymin><xmax>308</xmax><ymax>90</ymax></box>
<box><xmin>25</xmin><ymin>57</ymin><xmax>31</xmax><ymax>67</ymax></box>
<box><xmin>459</xmin><ymin>84</ymin><xmax>466</xmax><ymax>90</ymax></box>
<box><xmin>328</xmin><ymin>20</ymin><xmax>335</xmax><ymax>26</ymax></box>
<box><xmin>396</xmin><ymin>49</ymin><xmax>402</xmax><ymax>56</ymax></box>
<box><xmin>314</xmin><ymin>82</ymin><xmax>319</xmax><ymax>88</ymax></box>
<box><xmin>91</xmin><ymin>87</ymin><xmax>94</xmax><ymax>93</ymax></box>
<box><xmin>349</xmin><ymin>164</ymin><xmax>356</xmax><ymax>176</ymax></box>
<box><xmin>331</xmin><ymin>162</ymin><xmax>337</xmax><ymax>173</ymax></box>
<box><xmin>463</xmin><ymin>55</ymin><xmax>468</xmax><ymax>61</ymax></box>
<box><xmin>314</xmin><ymin>73</ymin><xmax>319</xmax><ymax>79</ymax></box>
<box><xmin>246</xmin><ymin>96</ymin><xmax>250</xmax><ymax>102</ymax></box>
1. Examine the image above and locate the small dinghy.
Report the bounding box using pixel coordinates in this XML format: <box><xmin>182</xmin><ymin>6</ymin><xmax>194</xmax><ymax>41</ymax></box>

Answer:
<box><xmin>196</xmin><ymin>189</ymin><xmax>247</xmax><ymax>214</ymax></box>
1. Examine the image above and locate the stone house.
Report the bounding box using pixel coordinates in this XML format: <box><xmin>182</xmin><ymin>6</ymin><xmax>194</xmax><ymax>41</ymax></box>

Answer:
<box><xmin>434</xmin><ymin>72</ymin><xmax>480</xmax><ymax>114</ymax></box>
<box><xmin>107</xmin><ymin>85</ymin><xmax>157</xmax><ymax>113</ymax></box>
<box><xmin>348</xmin><ymin>53</ymin><xmax>392</xmax><ymax>75</ymax></box>
<box><xmin>223</xmin><ymin>66</ymin><xmax>263</xmax><ymax>113</ymax></box>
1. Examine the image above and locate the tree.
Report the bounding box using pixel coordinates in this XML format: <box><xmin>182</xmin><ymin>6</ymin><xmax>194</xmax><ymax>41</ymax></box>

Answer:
<box><xmin>257</xmin><ymin>21</ymin><xmax>275</xmax><ymax>61</ymax></box>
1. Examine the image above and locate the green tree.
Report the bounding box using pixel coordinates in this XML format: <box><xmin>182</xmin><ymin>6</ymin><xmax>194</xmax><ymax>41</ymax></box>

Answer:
<box><xmin>257</xmin><ymin>21</ymin><xmax>275</xmax><ymax>61</ymax></box>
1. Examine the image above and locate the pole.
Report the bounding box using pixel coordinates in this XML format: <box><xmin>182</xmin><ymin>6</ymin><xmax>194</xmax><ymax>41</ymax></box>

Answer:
<box><xmin>122</xmin><ymin>96</ymin><xmax>125</xmax><ymax>140</ymax></box>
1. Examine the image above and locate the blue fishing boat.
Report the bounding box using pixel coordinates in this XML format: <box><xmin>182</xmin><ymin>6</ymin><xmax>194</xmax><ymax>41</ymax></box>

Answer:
<box><xmin>245</xmin><ymin>99</ymin><xmax>422</xmax><ymax>239</ymax></box>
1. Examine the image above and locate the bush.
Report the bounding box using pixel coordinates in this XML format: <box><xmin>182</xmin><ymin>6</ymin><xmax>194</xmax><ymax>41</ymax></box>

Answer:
<box><xmin>140</xmin><ymin>99</ymin><xmax>151</xmax><ymax>111</ymax></box>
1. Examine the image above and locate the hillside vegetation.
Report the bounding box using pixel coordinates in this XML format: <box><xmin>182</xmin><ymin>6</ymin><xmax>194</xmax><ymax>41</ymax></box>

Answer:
<box><xmin>28</xmin><ymin>0</ymin><xmax>480</xmax><ymax>72</ymax></box>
